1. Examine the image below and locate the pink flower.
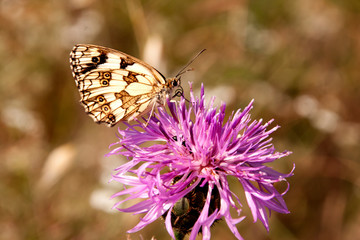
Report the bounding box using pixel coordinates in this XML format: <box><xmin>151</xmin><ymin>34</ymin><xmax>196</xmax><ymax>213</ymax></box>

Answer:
<box><xmin>107</xmin><ymin>83</ymin><xmax>294</xmax><ymax>240</ymax></box>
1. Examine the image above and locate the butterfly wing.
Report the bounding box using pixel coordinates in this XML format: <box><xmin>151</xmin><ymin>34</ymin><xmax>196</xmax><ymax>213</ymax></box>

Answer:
<box><xmin>70</xmin><ymin>44</ymin><xmax>167</xmax><ymax>126</ymax></box>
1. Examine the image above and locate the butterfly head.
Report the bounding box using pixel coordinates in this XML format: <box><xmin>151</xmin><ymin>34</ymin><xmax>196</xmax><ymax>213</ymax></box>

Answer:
<box><xmin>166</xmin><ymin>76</ymin><xmax>184</xmax><ymax>99</ymax></box>
<box><xmin>168</xmin><ymin>48</ymin><xmax>206</xmax><ymax>99</ymax></box>
<box><xmin>172</xmin><ymin>77</ymin><xmax>184</xmax><ymax>98</ymax></box>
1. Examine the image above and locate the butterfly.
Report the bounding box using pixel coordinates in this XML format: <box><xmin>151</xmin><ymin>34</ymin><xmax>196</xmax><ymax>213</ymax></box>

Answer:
<box><xmin>70</xmin><ymin>44</ymin><xmax>203</xmax><ymax>127</ymax></box>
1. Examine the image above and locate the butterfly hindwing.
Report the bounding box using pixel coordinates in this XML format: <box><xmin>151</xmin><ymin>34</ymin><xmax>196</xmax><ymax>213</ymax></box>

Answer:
<box><xmin>70</xmin><ymin>44</ymin><xmax>169</xmax><ymax>126</ymax></box>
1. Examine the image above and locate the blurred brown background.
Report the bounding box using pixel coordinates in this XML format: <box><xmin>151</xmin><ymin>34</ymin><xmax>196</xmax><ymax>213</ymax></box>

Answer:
<box><xmin>1</xmin><ymin>0</ymin><xmax>359</xmax><ymax>239</ymax></box>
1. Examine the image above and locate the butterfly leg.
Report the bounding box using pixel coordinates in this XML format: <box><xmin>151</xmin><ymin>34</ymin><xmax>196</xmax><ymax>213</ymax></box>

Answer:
<box><xmin>144</xmin><ymin>101</ymin><xmax>158</xmax><ymax>127</ymax></box>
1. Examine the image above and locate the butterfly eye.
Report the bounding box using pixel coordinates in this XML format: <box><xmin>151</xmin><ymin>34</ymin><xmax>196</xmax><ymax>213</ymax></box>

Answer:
<box><xmin>103</xmin><ymin>72</ymin><xmax>111</xmax><ymax>79</ymax></box>
<box><xmin>101</xmin><ymin>79</ymin><xmax>109</xmax><ymax>86</ymax></box>
<box><xmin>108</xmin><ymin>114</ymin><xmax>116</xmax><ymax>123</ymax></box>
<box><xmin>102</xmin><ymin>105</ymin><xmax>110</xmax><ymax>113</ymax></box>
<box><xmin>92</xmin><ymin>56</ymin><xmax>100</xmax><ymax>63</ymax></box>
<box><xmin>172</xmin><ymin>80</ymin><xmax>178</xmax><ymax>87</ymax></box>
<box><xmin>96</xmin><ymin>95</ymin><xmax>105</xmax><ymax>103</ymax></box>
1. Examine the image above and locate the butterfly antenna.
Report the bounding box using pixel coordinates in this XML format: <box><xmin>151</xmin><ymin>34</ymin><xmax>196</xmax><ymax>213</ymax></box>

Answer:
<box><xmin>175</xmin><ymin>49</ymin><xmax>206</xmax><ymax>77</ymax></box>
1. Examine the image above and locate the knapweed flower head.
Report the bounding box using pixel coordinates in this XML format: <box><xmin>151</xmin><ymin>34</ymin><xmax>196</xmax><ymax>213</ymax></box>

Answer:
<box><xmin>107</xmin><ymin>83</ymin><xmax>294</xmax><ymax>240</ymax></box>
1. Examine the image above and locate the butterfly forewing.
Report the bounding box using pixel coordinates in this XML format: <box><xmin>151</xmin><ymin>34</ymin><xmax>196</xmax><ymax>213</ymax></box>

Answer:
<box><xmin>70</xmin><ymin>44</ymin><xmax>170</xmax><ymax>126</ymax></box>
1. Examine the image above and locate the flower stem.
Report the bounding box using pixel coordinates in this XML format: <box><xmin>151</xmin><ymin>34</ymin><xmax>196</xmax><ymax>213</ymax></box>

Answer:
<box><xmin>174</xmin><ymin>230</ymin><xmax>185</xmax><ymax>240</ymax></box>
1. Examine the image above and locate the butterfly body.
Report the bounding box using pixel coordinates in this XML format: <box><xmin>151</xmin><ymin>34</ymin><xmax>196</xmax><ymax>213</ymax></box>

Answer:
<box><xmin>70</xmin><ymin>44</ymin><xmax>181</xmax><ymax>126</ymax></box>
